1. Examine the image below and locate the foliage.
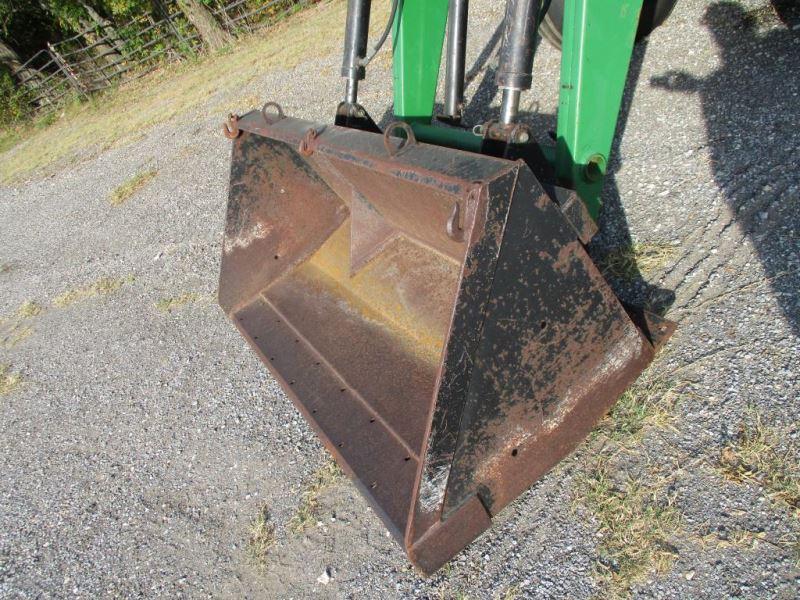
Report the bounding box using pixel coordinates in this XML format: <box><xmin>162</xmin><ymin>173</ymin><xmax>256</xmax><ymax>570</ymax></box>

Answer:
<box><xmin>0</xmin><ymin>67</ymin><xmax>29</xmax><ymax>127</ymax></box>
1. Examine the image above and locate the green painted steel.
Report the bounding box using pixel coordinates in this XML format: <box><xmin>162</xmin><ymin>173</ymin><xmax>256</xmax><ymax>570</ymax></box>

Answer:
<box><xmin>555</xmin><ymin>0</ymin><xmax>643</xmax><ymax>219</ymax></box>
<box><xmin>392</xmin><ymin>0</ymin><xmax>449</xmax><ymax>122</ymax></box>
<box><xmin>410</xmin><ymin>123</ymin><xmax>484</xmax><ymax>153</ymax></box>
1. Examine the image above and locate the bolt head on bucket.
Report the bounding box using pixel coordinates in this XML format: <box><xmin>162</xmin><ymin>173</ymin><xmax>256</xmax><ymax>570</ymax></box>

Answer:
<box><xmin>218</xmin><ymin>109</ymin><xmax>673</xmax><ymax>573</ymax></box>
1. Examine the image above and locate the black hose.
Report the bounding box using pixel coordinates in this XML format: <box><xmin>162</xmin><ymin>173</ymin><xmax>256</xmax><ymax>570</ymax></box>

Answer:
<box><xmin>360</xmin><ymin>0</ymin><xmax>400</xmax><ymax>67</ymax></box>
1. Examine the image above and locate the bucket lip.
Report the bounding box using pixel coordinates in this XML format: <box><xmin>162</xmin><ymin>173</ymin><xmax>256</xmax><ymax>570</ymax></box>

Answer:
<box><xmin>234</xmin><ymin>110</ymin><xmax>521</xmax><ymax>197</ymax></box>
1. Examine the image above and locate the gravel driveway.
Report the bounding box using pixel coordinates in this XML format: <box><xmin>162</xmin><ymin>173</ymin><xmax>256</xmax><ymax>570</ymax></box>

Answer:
<box><xmin>1</xmin><ymin>0</ymin><xmax>798</xmax><ymax>598</ymax></box>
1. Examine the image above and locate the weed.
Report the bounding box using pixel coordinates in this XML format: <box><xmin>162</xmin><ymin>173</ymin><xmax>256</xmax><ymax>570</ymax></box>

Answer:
<box><xmin>593</xmin><ymin>372</ymin><xmax>679</xmax><ymax>444</ymax></box>
<box><xmin>53</xmin><ymin>275</ymin><xmax>133</xmax><ymax>308</ymax></box>
<box><xmin>155</xmin><ymin>292</ymin><xmax>199</xmax><ymax>313</ymax></box>
<box><xmin>0</xmin><ymin>324</ymin><xmax>32</xmax><ymax>349</ymax></box>
<box><xmin>600</xmin><ymin>242</ymin><xmax>677</xmax><ymax>281</ymax></box>
<box><xmin>109</xmin><ymin>169</ymin><xmax>158</xmax><ymax>206</ymax></box>
<box><xmin>0</xmin><ymin>262</ymin><xmax>11</xmax><ymax>274</ymax></box>
<box><xmin>577</xmin><ymin>467</ymin><xmax>682</xmax><ymax>598</ymax></box>
<box><xmin>0</xmin><ymin>364</ymin><xmax>22</xmax><ymax>396</ymax></box>
<box><xmin>719</xmin><ymin>409</ymin><xmax>799</xmax><ymax>515</ymax></box>
<box><xmin>15</xmin><ymin>301</ymin><xmax>42</xmax><ymax>318</ymax></box>
<box><xmin>249</xmin><ymin>505</ymin><xmax>276</xmax><ymax>563</ymax></box>
<box><xmin>0</xmin><ymin>300</ymin><xmax>42</xmax><ymax>348</ymax></box>
<box><xmin>288</xmin><ymin>458</ymin><xmax>343</xmax><ymax>534</ymax></box>
<box><xmin>497</xmin><ymin>585</ymin><xmax>519</xmax><ymax>600</ymax></box>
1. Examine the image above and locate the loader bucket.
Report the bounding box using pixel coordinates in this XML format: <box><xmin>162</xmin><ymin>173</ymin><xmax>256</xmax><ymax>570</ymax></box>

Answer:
<box><xmin>219</xmin><ymin>110</ymin><xmax>674</xmax><ymax>573</ymax></box>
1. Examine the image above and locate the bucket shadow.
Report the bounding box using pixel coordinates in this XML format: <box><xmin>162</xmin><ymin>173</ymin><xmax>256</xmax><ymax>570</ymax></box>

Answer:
<box><xmin>650</xmin><ymin>1</ymin><xmax>800</xmax><ymax>333</ymax></box>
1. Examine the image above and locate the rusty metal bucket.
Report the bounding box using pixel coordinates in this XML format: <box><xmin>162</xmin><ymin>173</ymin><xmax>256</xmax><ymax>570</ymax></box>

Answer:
<box><xmin>218</xmin><ymin>109</ymin><xmax>674</xmax><ymax>573</ymax></box>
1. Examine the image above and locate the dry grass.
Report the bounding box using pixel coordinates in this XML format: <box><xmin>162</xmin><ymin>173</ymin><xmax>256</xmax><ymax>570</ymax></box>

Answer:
<box><xmin>288</xmin><ymin>458</ymin><xmax>343</xmax><ymax>534</ymax></box>
<box><xmin>578</xmin><ymin>467</ymin><xmax>682</xmax><ymax>598</ymax></box>
<box><xmin>15</xmin><ymin>301</ymin><xmax>42</xmax><ymax>318</ymax></box>
<box><xmin>0</xmin><ymin>263</ymin><xmax>12</xmax><ymax>274</ymax></box>
<box><xmin>600</xmin><ymin>242</ymin><xmax>678</xmax><ymax>281</ymax></box>
<box><xmin>109</xmin><ymin>169</ymin><xmax>158</xmax><ymax>206</ymax></box>
<box><xmin>0</xmin><ymin>324</ymin><xmax>33</xmax><ymax>349</ymax></box>
<box><xmin>248</xmin><ymin>505</ymin><xmax>277</xmax><ymax>564</ymax></box>
<box><xmin>593</xmin><ymin>372</ymin><xmax>679</xmax><ymax>445</ymax></box>
<box><xmin>719</xmin><ymin>409</ymin><xmax>799</xmax><ymax>516</ymax></box>
<box><xmin>0</xmin><ymin>0</ymin><xmax>391</xmax><ymax>184</ymax></box>
<box><xmin>0</xmin><ymin>364</ymin><xmax>22</xmax><ymax>396</ymax></box>
<box><xmin>0</xmin><ymin>300</ymin><xmax>43</xmax><ymax>349</ymax></box>
<box><xmin>53</xmin><ymin>275</ymin><xmax>133</xmax><ymax>308</ymax></box>
<box><xmin>155</xmin><ymin>292</ymin><xmax>200</xmax><ymax>313</ymax></box>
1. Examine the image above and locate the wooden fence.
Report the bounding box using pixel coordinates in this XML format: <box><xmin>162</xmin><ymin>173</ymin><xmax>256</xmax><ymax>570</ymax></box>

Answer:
<box><xmin>10</xmin><ymin>0</ymin><xmax>310</xmax><ymax>116</ymax></box>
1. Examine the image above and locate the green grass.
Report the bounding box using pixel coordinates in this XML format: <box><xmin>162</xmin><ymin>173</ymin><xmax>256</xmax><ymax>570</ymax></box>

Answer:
<box><xmin>109</xmin><ymin>169</ymin><xmax>158</xmax><ymax>206</ymax></box>
<box><xmin>0</xmin><ymin>364</ymin><xmax>22</xmax><ymax>396</ymax></box>
<box><xmin>0</xmin><ymin>0</ymin><xmax>391</xmax><ymax>184</ymax></box>
<box><xmin>719</xmin><ymin>408</ymin><xmax>799</xmax><ymax>516</ymax></box>
<box><xmin>577</xmin><ymin>467</ymin><xmax>682</xmax><ymax>598</ymax></box>
<box><xmin>154</xmin><ymin>292</ymin><xmax>199</xmax><ymax>313</ymax></box>
<box><xmin>53</xmin><ymin>275</ymin><xmax>133</xmax><ymax>308</ymax></box>
<box><xmin>593</xmin><ymin>373</ymin><xmax>679</xmax><ymax>444</ymax></box>
<box><xmin>288</xmin><ymin>458</ymin><xmax>343</xmax><ymax>534</ymax></box>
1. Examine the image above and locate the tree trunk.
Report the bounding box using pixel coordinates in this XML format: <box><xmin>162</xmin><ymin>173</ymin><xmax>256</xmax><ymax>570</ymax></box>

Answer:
<box><xmin>80</xmin><ymin>1</ymin><xmax>125</xmax><ymax>55</ymax></box>
<box><xmin>176</xmin><ymin>0</ymin><xmax>232</xmax><ymax>51</ymax></box>
<box><xmin>77</xmin><ymin>3</ymin><xmax>123</xmax><ymax>69</ymax></box>
<box><xmin>0</xmin><ymin>39</ymin><xmax>42</xmax><ymax>88</ymax></box>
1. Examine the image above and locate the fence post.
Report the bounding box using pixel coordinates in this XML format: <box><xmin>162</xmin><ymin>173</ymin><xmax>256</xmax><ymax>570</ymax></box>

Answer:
<box><xmin>47</xmin><ymin>43</ymin><xmax>88</xmax><ymax>98</ymax></box>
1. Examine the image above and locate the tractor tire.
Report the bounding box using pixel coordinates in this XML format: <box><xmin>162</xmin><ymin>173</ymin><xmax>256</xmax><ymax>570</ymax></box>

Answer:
<box><xmin>539</xmin><ymin>0</ymin><xmax>679</xmax><ymax>50</ymax></box>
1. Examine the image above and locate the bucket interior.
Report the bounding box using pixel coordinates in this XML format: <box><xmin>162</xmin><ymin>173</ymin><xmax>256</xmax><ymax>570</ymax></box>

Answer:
<box><xmin>220</xmin><ymin>130</ymin><xmax>471</xmax><ymax>538</ymax></box>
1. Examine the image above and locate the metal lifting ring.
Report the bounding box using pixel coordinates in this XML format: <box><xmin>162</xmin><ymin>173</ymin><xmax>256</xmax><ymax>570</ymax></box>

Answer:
<box><xmin>261</xmin><ymin>101</ymin><xmax>285</xmax><ymax>124</ymax></box>
<box><xmin>383</xmin><ymin>121</ymin><xmax>417</xmax><ymax>157</ymax></box>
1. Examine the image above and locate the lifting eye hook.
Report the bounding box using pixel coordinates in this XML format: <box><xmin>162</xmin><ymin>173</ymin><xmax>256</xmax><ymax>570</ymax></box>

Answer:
<box><xmin>223</xmin><ymin>114</ymin><xmax>240</xmax><ymax>139</ymax></box>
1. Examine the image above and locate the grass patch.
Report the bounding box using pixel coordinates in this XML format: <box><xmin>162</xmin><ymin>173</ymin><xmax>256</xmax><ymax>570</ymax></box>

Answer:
<box><xmin>0</xmin><ymin>364</ymin><xmax>22</xmax><ymax>396</ymax></box>
<box><xmin>288</xmin><ymin>458</ymin><xmax>343</xmax><ymax>534</ymax></box>
<box><xmin>109</xmin><ymin>169</ymin><xmax>158</xmax><ymax>206</ymax></box>
<box><xmin>53</xmin><ymin>275</ymin><xmax>133</xmax><ymax>308</ymax></box>
<box><xmin>719</xmin><ymin>409</ymin><xmax>799</xmax><ymax>516</ymax></box>
<box><xmin>600</xmin><ymin>242</ymin><xmax>677</xmax><ymax>281</ymax></box>
<box><xmin>249</xmin><ymin>504</ymin><xmax>277</xmax><ymax>564</ymax></box>
<box><xmin>0</xmin><ymin>0</ymin><xmax>391</xmax><ymax>183</ymax></box>
<box><xmin>0</xmin><ymin>300</ymin><xmax>42</xmax><ymax>348</ymax></box>
<box><xmin>15</xmin><ymin>301</ymin><xmax>42</xmax><ymax>318</ymax></box>
<box><xmin>593</xmin><ymin>373</ymin><xmax>679</xmax><ymax>444</ymax></box>
<box><xmin>0</xmin><ymin>323</ymin><xmax>32</xmax><ymax>349</ymax></box>
<box><xmin>578</xmin><ymin>467</ymin><xmax>682</xmax><ymax>598</ymax></box>
<box><xmin>155</xmin><ymin>292</ymin><xmax>200</xmax><ymax>313</ymax></box>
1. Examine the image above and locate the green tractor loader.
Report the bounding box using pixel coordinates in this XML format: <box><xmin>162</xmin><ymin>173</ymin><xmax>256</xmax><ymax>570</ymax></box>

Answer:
<box><xmin>219</xmin><ymin>0</ymin><xmax>677</xmax><ymax>574</ymax></box>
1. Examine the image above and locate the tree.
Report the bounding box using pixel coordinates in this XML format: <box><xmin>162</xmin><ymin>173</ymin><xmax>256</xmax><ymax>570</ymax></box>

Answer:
<box><xmin>0</xmin><ymin>38</ymin><xmax>41</xmax><ymax>86</ymax></box>
<box><xmin>175</xmin><ymin>0</ymin><xmax>231</xmax><ymax>51</ymax></box>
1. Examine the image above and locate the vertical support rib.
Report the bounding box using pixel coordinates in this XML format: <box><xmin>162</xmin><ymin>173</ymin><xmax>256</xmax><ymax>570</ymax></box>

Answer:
<box><xmin>555</xmin><ymin>0</ymin><xmax>644</xmax><ymax>219</ymax></box>
<box><xmin>392</xmin><ymin>0</ymin><xmax>449</xmax><ymax>122</ymax></box>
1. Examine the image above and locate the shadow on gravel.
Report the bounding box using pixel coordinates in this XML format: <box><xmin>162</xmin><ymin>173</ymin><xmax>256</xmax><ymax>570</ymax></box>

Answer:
<box><xmin>651</xmin><ymin>0</ymin><xmax>800</xmax><ymax>334</ymax></box>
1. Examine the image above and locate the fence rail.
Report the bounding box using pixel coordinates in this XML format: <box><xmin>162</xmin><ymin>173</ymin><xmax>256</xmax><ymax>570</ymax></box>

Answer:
<box><xmin>9</xmin><ymin>0</ymin><xmax>311</xmax><ymax>118</ymax></box>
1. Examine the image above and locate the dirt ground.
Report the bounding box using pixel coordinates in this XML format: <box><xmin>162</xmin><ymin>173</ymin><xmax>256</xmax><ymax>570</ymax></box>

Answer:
<box><xmin>1</xmin><ymin>0</ymin><xmax>798</xmax><ymax>598</ymax></box>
